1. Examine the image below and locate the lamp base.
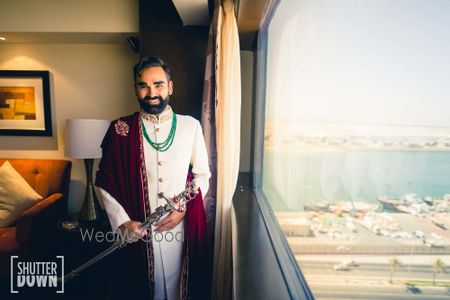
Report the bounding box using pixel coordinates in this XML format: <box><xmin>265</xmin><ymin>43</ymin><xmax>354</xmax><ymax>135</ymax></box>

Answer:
<box><xmin>80</xmin><ymin>159</ymin><xmax>104</xmax><ymax>221</ymax></box>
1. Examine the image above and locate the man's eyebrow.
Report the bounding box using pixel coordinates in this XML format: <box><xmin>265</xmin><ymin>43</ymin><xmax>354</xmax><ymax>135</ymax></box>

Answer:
<box><xmin>136</xmin><ymin>81</ymin><xmax>147</xmax><ymax>85</ymax></box>
<box><xmin>153</xmin><ymin>80</ymin><xmax>165</xmax><ymax>85</ymax></box>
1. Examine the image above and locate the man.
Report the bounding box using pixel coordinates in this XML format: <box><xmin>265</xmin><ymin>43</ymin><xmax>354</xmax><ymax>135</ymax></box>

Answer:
<box><xmin>96</xmin><ymin>57</ymin><xmax>211</xmax><ymax>300</ymax></box>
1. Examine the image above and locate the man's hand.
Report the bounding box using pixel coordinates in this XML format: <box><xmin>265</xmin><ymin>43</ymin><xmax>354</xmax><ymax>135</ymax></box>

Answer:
<box><xmin>154</xmin><ymin>211</ymin><xmax>185</xmax><ymax>232</ymax></box>
<box><xmin>118</xmin><ymin>220</ymin><xmax>148</xmax><ymax>243</ymax></box>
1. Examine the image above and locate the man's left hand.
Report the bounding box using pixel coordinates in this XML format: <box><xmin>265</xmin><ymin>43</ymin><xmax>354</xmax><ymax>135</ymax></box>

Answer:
<box><xmin>154</xmin><ymin>210</ymin><xmax>185</xmax><ymax>232</ymax></box>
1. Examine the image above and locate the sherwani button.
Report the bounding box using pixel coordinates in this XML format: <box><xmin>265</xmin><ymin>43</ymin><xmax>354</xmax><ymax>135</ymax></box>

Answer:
<box><xmin>159</xmin><ymin>177</ymin><xmax>164</xmax><ymax>182</ymax></box>
<box><xmin>155</xmin><ymin>127</ymin><xmax>160</xmax><ymax>132</ymax></box>
<box><xmin>158</xmin><ymin>161</ymin><xmax>164</xmax><ymax>166</ymax></box>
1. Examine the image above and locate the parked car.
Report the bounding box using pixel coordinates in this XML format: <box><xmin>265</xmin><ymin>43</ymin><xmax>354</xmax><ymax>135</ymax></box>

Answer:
<box><xmin>333</xmin><ymin>263</ymin><xmax>350</xmax><ymax>271</ymax></box>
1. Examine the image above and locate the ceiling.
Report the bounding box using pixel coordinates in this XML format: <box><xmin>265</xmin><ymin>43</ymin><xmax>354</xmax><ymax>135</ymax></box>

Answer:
<box><xmin>171</xmin><ymin>0</ymin><xmax>210</xmax><ymax>25</ymax></box>
<box><xmin>0</xmin><ymin>0</ymin><xmax>272</xmax><ymax>50</ymax></box>
<box><xmin>172</xmin><ymin>0</ymin><xmax>273</xmax><ymax>50</ymax></box>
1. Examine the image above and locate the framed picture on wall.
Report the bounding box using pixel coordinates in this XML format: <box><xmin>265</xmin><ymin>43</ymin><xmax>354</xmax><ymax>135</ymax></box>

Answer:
<box><xmin>0</xmin><ymin>70</ymin><xmax>52</xmax><ymax>136</ymax></box>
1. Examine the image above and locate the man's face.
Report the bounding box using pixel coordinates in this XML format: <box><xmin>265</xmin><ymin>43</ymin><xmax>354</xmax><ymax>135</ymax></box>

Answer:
<box><xmin>135</xmin><ymin>66</ymin><xmax>173</xmax><ymax>115</ymax></box>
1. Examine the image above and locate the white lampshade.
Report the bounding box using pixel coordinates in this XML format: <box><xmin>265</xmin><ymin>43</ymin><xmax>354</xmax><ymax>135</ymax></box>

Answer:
<box><xmin>65</xmin><ymin>119</ymin><xmax>110</xmax><ymax>159</ymax></box>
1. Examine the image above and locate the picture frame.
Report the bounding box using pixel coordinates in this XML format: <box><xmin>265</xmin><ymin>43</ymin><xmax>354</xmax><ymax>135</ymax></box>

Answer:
<box><xmin>0</xmin><ymin>70</ymin><xmax>52</xmax><ymax>136</ymax></box>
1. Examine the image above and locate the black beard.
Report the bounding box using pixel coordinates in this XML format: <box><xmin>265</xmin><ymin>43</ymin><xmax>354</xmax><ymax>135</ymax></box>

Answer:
<box><xmin>138</xmin><ymin>95</ymin><xmax>170</xmax><ymax>115</ymax></box>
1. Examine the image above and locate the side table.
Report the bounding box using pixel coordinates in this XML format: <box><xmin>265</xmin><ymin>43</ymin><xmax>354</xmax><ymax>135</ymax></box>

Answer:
<box><xmin>56</xmin><ymin>213</ymin><xmax>112</xmax><ymax>299</ymax></box>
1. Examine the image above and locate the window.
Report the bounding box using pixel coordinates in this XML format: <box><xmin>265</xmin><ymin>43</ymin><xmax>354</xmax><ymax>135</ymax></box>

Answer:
<box><xmin>256</xmin><ymin>1</ymin><xmax>450</xmax><ymax>298</ymax></box>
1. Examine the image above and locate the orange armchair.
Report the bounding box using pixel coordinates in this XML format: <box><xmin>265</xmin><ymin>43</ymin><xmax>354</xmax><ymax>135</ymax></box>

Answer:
<box><xmin>0</xmin><ymin>159</ymin><xmax>71</xmax><ymax>278</ymax></box>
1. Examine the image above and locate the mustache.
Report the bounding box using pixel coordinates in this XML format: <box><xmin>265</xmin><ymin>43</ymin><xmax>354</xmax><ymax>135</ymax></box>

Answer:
<box><xmin>143</xmin><ymin>96</ymin><xmax>163</xmax><ymax>101</ymax></box>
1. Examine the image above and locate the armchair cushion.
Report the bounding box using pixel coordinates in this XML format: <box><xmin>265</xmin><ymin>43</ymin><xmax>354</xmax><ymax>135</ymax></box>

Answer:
<box><xmin>0</xmin><ymin>227</ymin><xmax>19</xmax><ymax>253</ymax></box>
<box><xmin>16</xmin><ymin>193</ymin><xmax>63</xmax><ymax>248</ymax></box>
<box><xmin>0</xmin><ymin>161</ymin><xmax>43</xmax><ymax>227</ymax></box>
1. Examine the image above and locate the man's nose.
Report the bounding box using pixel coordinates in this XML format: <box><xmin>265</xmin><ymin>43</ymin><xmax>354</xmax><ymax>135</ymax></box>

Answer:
<box><xmin>145</xmin><ymin>86</ymin><xmax>158</xmax><ymax>97</ymax></box>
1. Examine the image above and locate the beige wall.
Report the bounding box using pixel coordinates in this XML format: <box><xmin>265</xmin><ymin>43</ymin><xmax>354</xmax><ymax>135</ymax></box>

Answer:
<box><xmin>0</xmin><ymin>0</ymin><xmax>138</xmax><ymax>33</ymax></box>
<box><xmin>0</xmin><ymin>43</ymin><xmax>139</xmax><ymax>213</ymax></box>
<box><xmin>240</xmin><ymin>50</ymin><xmax>254</xmax><ymax>172</ymax></box>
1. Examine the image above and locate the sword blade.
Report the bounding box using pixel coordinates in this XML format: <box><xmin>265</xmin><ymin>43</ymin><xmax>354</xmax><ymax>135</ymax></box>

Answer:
<box><xmin>59</xmin><ymin>183</ymin><xmax>198</xmax><ymax>283</ymax></box>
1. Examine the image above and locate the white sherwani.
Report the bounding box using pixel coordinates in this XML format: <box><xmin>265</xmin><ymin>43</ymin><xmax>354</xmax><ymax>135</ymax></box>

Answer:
<box><xmin>100</xmin><ymin>107</ymin><xmax>210</xmax><ymax>300</ymax></box>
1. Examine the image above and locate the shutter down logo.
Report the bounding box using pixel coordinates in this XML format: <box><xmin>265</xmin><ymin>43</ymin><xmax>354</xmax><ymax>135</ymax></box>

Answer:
<box><xmin>10</xmin><ymin>256</ymin><xmax>64</xmax><ymax>294</ymax></box>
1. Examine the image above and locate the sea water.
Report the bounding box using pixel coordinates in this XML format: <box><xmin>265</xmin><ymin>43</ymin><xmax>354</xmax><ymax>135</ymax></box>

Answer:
<box><xmin>263</xmin><ymin>148</ymin><xmax>450</xmax><ymax>211</ymax></box>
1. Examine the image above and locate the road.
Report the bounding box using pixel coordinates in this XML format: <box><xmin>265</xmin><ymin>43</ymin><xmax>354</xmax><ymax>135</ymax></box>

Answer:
<box><xmin>296</xmin><ymin>255</ymin><xmax>450</xmax><ymax>299</ymax></box>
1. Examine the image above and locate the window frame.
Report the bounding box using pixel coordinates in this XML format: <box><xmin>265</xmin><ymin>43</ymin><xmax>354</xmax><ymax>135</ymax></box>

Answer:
<box><xmin>250</xmin><ymin>1</ymin><xmax>315</xmax><ymax>299</ymax></box>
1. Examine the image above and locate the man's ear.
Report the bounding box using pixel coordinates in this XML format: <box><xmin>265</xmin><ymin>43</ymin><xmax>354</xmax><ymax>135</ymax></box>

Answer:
<box><xmin>169</xmin><ymin>80</ymin><xmax>173</xmax><ymax>95</ymax></box>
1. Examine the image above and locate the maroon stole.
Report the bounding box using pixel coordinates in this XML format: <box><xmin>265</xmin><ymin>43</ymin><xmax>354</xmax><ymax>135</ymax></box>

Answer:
<box><xmin>96</xmin><ymin>112</ymin><xmax>209</xmax><ymax>299</ymax></box>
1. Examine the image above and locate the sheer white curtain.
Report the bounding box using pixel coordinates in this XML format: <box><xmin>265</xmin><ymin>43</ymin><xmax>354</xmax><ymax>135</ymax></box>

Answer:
<box><xmin>212</xmin><ymin>0</ymin><xmax>241</xmax><ymax>298</ymax></box>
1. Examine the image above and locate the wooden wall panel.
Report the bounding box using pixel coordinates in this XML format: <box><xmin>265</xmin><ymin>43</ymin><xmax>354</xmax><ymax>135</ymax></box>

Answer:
<box><xmin>139</xmin><ymin>0</ymin><xmax>209</xmax><ymax>120</ymax></box>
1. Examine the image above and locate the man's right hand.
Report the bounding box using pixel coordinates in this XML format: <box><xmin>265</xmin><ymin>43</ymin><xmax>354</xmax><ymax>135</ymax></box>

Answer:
<box><xmin>118</xmin><ymin>220</ymin><xmax>148</xmax><ymax>243</ymax></box>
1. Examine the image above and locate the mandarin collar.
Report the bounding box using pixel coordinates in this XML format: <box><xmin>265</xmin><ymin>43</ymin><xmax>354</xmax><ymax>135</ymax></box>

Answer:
<box><xmin>140</xmin><ymin>105</ymin><xmax>173</xmax><ymax>123</ymax></box>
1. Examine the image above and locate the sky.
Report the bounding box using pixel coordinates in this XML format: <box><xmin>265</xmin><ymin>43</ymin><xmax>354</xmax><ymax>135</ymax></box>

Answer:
<box><xmin>266</xmin><ymin>0</ymin><xmax>450</xmax><ymax>127</ymax></box>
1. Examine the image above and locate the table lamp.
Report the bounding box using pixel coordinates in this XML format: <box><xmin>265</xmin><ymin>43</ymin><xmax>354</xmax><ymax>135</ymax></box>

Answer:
<box><xmin>65</xmin><ymin>119</ymin><xmax>110</xmax><ymax>221</ymax></box>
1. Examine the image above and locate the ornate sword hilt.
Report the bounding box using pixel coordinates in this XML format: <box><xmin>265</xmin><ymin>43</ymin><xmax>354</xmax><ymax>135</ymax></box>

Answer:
<box><xmin>157</xmin><ymin>181</ymin><xmax>198</xmax><ymax>213</ymax></box>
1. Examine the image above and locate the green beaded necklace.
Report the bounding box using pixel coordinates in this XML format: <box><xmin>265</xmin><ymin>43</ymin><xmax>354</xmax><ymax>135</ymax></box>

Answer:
<box><xmin>142</xmin><ymin>113</ymin><xmax>177</xmax><ymax>152</ymax></box>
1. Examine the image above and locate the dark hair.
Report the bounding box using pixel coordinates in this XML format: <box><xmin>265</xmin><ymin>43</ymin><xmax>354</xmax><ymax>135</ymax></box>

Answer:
<box><xmin>133</xmin><ymin>57</ymin><xmax>171</xmax><ymax>81</ymax></box>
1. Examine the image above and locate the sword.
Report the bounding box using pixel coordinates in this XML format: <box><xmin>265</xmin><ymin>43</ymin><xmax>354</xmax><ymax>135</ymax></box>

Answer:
<box><xmin>59</xmin><ymin>181</ymin><xmax>198</xmax><ymax>283</ymax></box>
